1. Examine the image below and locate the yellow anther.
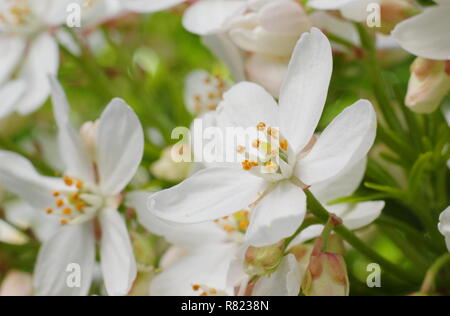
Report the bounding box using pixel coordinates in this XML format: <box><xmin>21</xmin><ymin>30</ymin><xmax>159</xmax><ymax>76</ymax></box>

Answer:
<box><xmin>53</xmin><ymin>191</ymin><xmax>60</xmax><ymax>197</ymax></box>
<box><xmin>207</xmin><ymin>104</ymin><xmax>217</xmax><ymax>111</ymax></box>
<box><xmin>280</xmin><ymin>139</ymin><xmax>288</xmax><ymax>151</ymax></box>
<box><xmin>75</xmin><ymin>202</ymin><xmax>86</xmax><ymax>212</ymax></box>
<box><xmin>62</xmin><ymin>208</ymin><xmax>72</xmax><ymax>215</ymax></box>
<box><xmin>210</xmin><ymin>289</ymin><xmax>217</xmax><ymax>295</ymax></box>
<box><xmin>60</xmin><ymin>218</ymin><xmax>69</xmax><ymax>225</ymax></box>
<box><xmin>239</xmin><ymin>220</ymin><xmax>249</xmax><ymax>231</ymax></box>
<box><xmin>204</xmin><ymin>77</ymin><xmax>212</xmax><ymax>84</ymax></box>
<box><xmin>192</xmin><ymin>284</ymin><xmax>200</xmax><ymax>291</ymax></box>
<box><xmin>45</xmin><ymin>208</ymin><xmax>53</xmax><ymax>215</ymax></box>
<box><xmin>70</xmin><ymin>193</ymin><xmax>80</xmax><ymax>201</ymax></box>
<box><xmin>76</xmin><ymin>180</ymin><xmax>84</xmax><ymax>190</ymax></box>
<box><xmin>56</xmin><ymin>199</ymin><xmax>64</xmax><ymax>208</ymax></box>
<box><xmin>267</xmin><ymin>127</ymin><xmax>279</xmax><ymax>139</ymax></box>
<box><xmin>257</xmin><ymin>122</ymin><xmax>266</xmax><ymax>131</ymax></box>
<box><xmin>242</xmin><ymin>160</ymin><xmax>259</xmax><ymax>171</ymax></box>
<box><xmin>252</xmin><ymin>139</ymin><xmax>261</xmax><ymax>148</ymax></box>
<box><xmin>222</xmin><ymin>216</ymin><xmax>229</xmax><ymax>220</ymax></box>
<box><xmin>64</xmin><ymin>176</ymin><xmax>74</xmax><ymax>186</ymax></box>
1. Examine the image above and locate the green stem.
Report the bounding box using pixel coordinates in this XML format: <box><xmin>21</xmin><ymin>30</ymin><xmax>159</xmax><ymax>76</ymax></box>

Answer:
<box><xmin>355</xmin><ymin>23</ymin><xmax>404</xmax><ymax>136</ymax></box>
<box><xmin>420</xmin><ymin>253</ymin><xmax>450</xmax><ymax>294</ymax></box>
<box><xmin>305</xmin><ymin>190</ymin><xmax>422</xmax><ymax>285</ymax></box>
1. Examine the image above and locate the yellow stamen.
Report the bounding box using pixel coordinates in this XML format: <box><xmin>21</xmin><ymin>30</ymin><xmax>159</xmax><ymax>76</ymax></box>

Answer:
<box><xmin>257</xmin><ymin>122</ymin><xmax>266</xmax><ymax>131</ymax></box>
<box><xmin>60</xmin><ymin>218</ymin><xmax>69</xmax><ymax>225</ymax></box>
<box><xmin>45</xmin><ymin>208</ymin><xmax>53</xmax><ymax>215</ymax></box>
<box><xmin>53</xmin><ymin>191</ymin><xmax>60</xmax><ymax>197</ymax></box>
<box><xmin>64</xmin><ymin>176</ymin><xmax>74</xmax><ymax>186</ymax></box>
<box><xmin>56</xmin><ymin>199</ymin><xmax>64</xmax><ymax>208</ymax></box>
<box><xmin>76</xmin><ymin>180</ymin><xmax>83</xmax><ymax>190</ymax></box>
<box><xmin>192</xmin><ymin>284</ymin><xmax>200</xmax><ymax>291</ymax></box>
<box><xmin>62</xmin><ymin>208</ymin><xmax>72</xmax><ymax>215</ymax></box>
<box><xmin>239</xmin><ymin>220</ymin><xmax>249</xmax><ymax>231</ymax></box>
<box><xmin>223</xmin><ymin>224</ymin><xmax>234</xmax><ymax>232</ymax></box>
<box><xmin>280</xmin><ymin>139</ymin><xmax>288</xmax><ymax>151</ymax></box>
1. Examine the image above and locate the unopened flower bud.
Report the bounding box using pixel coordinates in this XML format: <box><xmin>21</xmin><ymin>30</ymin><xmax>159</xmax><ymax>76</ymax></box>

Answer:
<box><xmin>405</xmin><ymin>58</ymin><xmax>450</xmax><ymax>114</ymax></box>
<box><xmin>302</xmin><ymin>238</ymin><xmax>349</xmax><ymax>296</ymax></box>
<box><xmin>244</xmin><ymin>240</ymin><xmax>285</xmax><ymax>276</ymax></box>
<box><xmin>150</xmin><ymin>145</ymin><xmax>192</xmax><ymax>182</ymax></box>
<box><xmin>379</xmin><ymin>0</ymin><xmax>418</xmax><ymax>35</ymax></box>
<box><xmin>79</xmin><ymin>121</ymin><xmax>99</xmax><ymax>159</ymax></box>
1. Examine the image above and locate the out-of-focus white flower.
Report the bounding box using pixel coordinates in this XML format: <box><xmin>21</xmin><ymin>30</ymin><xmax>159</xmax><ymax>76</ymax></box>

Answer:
<box><xmin>0</xmin><ymin>270</ymin><xmax>33</xmax><ymax>296</ymax></box>
<box><xmin>183</xmin><ymin>0</ymin><xmax>313</xmax><ymax>96</ymax></box>
<box><xmin>438</xmin><ymin>206</ymin><xmax>450</xmax><ymax>252</ymax></box>
<box><xmin>403</xmin><ymin>58</ymin><xmax>450</xmax><ymax>114</ymax></box>
<box><xmin>120</xmin><ymin>0</ymin><xmax>186</xmax><ymax>13</ymax></box>
<box><xmin>148</xmin><ymin>29</ymin><xmax>377</xmax><ymax>248</ymax></box>
<box><xmin>0</xmin><ymin>0</ymin><xmax>73</xmax><ymax>118</ymax></box>
<box><xmin>392</xmin><ymin>0</ymin><xmax>450</xmax><ymax>61</ymax></box>
<box><xmin>184</xmin><ymin>70</ymin><xmax>229</xmax><ymax>116</ymax></box>
<box><xmin>0</xmin><ymin>78</ymin><xmax>144</xmax><ymax>296</ymax></box>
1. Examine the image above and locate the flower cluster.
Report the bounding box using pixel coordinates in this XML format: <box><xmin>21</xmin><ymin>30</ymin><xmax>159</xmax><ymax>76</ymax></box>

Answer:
<box><xmin>0</xmin><ymin>0</ymin><xmax>448</xmax><ymax>297</ymax></box>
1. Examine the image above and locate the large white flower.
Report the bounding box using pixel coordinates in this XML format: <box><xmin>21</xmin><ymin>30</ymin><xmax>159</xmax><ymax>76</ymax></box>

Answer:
<box><xmin>0</xmin><ymin>78</ymin><xmax>144</xmax><ymax>296</ymax></box>
<box><xmin>392</xmin><ymin>0</ymin><xmax>450</xmax><ymax>60</ymax></box>
<box><xmin>438</xmin><ymin>206</ymin><xmax>450</xmax><ymax>252</ymax></box>
<box><xmin>148</xmin><ymin>28</ymin><xmax>377</xmax><ymax>248</ymax></box>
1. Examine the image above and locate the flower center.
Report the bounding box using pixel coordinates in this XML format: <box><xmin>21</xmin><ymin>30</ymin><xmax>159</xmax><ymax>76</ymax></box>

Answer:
<box><xmin>238</xmin><ymin>122</ymin><xmax>291</xmax><ymax>179</ymax></box>
<box><xmin>0</xmin><ymin>0</ymin><xmax>40</xmax><ymax>35</ymax></box>
<box><xmin>214</xmin><ymin>210</ymin><xmax>250</xmax><ymax>236</ymax></box>
<box><xmin>45</xmin><ymin>175</ymin><xmax>104</xmax><ymax>226</ymax></box>
<box><xmin>191</xmin><ymin>74</ymin><xmax>227</xmax><ymax>115</ymax></box>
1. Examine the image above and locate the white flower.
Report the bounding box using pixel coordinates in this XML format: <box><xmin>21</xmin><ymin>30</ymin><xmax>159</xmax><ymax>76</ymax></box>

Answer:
<box><xmin>148</xmin><ymin>28</ymin><xmax>377</xmax><ymax>248</ymax></box>
<box><xmin>0</xmin><ymin>78</ymin><xmax>144</xmax><ymax>296</ymax></box>
<box><xmin>120</xmin><ymin>0</ymin><xmax>185</xmax><ymax>12</ymax></box>
<box><xmin>438</xmin><ymin>206</ymin><xmax>450</xmax><ymax>252</ymax></box>
<box><xmin>0</xmin><ymin>0</ymin><xmax>75</xmax><ymax>118</ymax></box>
<box><xmin>392</xmin><ymin>0</ymin><xmax>450</xmax><ymax>60</ymax></box>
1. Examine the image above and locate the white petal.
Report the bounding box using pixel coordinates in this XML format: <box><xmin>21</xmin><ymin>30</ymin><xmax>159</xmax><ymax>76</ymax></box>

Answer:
<box><xmin>0</xmin><ymin>219</ymin><xmax>28</xmax><ymax>245</ymax></box>
<box><xmin>182</xmin><ymin>0</ymin><xmax>247</xmax><ymax>35</ymax></box>
<box><xmin>217</xmin><ymin>81</ymin><xmax>279</xmax><ymax>129</ymax></box>
<box><xmin>122</xmin><ymin>0</ymin><xmax>184</xmax><ymax>12</ymax></box>
<box><xmin>0</xmin><ymin>150</ymin><xmax>65</xmax><ymax>209</ymax></box>
<box><xmin>150</xmin><ymin>244</ymin><xmax>236</xmax><ymax>296</ymax></box>
<box><xmin>97</xmin><ymin>99</ymin><xmax>144</xmax><ymax>195</ymax></box>
<box><xmin>311</xmin><ymin>158</ymin><xmax>367</xmax><ymax>204</ymax></box>
<box><xmin>34</xmin><ymin>223</ymin><xmax>95</xmax><ymax>296</ymax></box>
<box><xmin>150</xmin><ymin>167</ymin><xmax>266</xmax><ymax>224</ymax></box>
<box><xmin>15</xmin><ymin>34</ymin><xmax>59</xmax><ymax>115</ymax></box>
<box><xmin>202</xmin><ymin>34</ymin><xmax>246</xmax><ymax>81</ymax></box>
<box><xmin>49</xmin><ymin>77</ymin><xmax>95</xmax><ymax>183</ymax></box>
<box><xmin>0</xmin><ymin>37</ymin><xmax>25</xmax><ymax>85</ymax></box>
<box><xmin>0</xmin><ymin>80</ymin><xmax>26</xmax><ymax>118</ymax></box>
<box><xmin>392</xmin><ymin>5</ymin><xmax>450</xmax><ymax>60</ymax></box>
<box><xmin>252</xmin><ymin>254</ymin><xmax>302</xmax><ymax>296</ymax></box>
<box><xmin>337</xmin><ymin>201</ymin><xmax>384</xmax><ymax>230</ymax></box>
<box><xmin>296</xmin><ymin>100</ymin><xmax>377</xmax><ymax>185</ymax></box>
<box><xmin>246</xmin><ymin>181</ymin><xmax>306</xmax><ymax>247</ymax></box>
<box><xmin>245</xmin><ymin>54</ymin><xmax>288</xmax><ymax>98</ymax></box>
<box><xmin>279</xmin><ymin>28</ymin><xmax>332</xmax><ymax>154</ymax></box>
<box><xmin>99</xmin><ymin>208</ymin><xmax>137</xmax><ymax>296</ymax></box>
<box><xmin>127</xmin><ymin>191</ymin><xmax>228</xmax><ymax>248</ymax></box>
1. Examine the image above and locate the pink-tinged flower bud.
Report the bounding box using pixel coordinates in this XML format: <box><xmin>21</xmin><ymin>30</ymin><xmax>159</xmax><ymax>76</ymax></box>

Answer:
<box><xmin>302</xmin><ymin>238</ymin><xmax>349</xmax><ymax>296</ymax></box>
<box><xmin>244</xmin><ymin>241</ymin><xmax>285</xmax><ymax>276</ymax></box>
<box><xmin>379</xmin><ymin>0</ymin><xmax>418</xmax><ymax>35</ymax></box>
<box><xmin>405</xmin><ymin>58</ymin><xmax>450</xmax><ymax>114</ymax></box>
